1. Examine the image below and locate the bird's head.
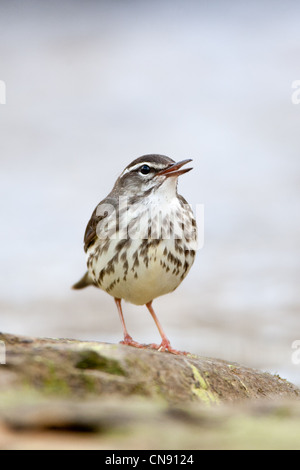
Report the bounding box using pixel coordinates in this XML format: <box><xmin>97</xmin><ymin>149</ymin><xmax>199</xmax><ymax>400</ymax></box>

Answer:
<box><xmin>113</xmin><ymin>154</ymin><xmax>193</xmax><ymax>199</ymax></box>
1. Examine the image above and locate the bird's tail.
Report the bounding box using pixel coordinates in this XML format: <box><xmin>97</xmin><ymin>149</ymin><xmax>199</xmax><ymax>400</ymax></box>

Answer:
<box><xmin>72</xmin><ymin>271</ymin><xmax>95</xmax><ymax>290</ymax></box>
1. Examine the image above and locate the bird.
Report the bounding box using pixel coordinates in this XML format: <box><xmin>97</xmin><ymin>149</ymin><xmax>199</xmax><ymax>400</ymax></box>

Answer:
<box><xmin>72</xmin><ymin>154</ymin><xmax>197</xmax><ymax>354</ymax></box>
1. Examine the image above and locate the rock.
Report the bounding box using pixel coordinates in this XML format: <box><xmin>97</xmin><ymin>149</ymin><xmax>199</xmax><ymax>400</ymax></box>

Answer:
<box><xmin>0</xmin><ymin>332</ymin><xmax>299</xmax><ymax>449</ymax></box>
<box><xmin>0</xmin><ymin>332</ymin><xmax>298</xmax><ymax>403</ymax></box>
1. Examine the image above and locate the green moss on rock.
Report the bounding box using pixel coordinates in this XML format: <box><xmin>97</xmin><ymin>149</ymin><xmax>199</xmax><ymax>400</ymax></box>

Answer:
<box><xmin>75</xmin><ymin>350</ymin><xmax>126</xmax><ymax>376</ymax></box>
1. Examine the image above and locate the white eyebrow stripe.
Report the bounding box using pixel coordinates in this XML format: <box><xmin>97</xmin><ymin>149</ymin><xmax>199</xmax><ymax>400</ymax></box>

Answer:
<box><xmin>121</xmin><ymin>162</ymin><xmax>167</xmax><ymax>176</ymax></box>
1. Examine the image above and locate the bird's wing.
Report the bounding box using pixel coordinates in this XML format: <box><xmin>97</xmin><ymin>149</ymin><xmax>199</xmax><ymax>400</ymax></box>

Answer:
<box><xmin>84</xmin><ymin>197</ymin><xmax>117</xmax><ymax>252</ymax></box>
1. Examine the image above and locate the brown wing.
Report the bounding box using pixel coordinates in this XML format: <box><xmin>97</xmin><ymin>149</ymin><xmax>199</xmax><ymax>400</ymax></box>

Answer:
<box><xmin>83</xmin><ymin>197</ymin><xmax>117</xmax><ymax>252</ymax></box>
<box><xmin>84</xmin><ymin>207</ymin><xmax>102</xmax><ymax>252</ymax></box>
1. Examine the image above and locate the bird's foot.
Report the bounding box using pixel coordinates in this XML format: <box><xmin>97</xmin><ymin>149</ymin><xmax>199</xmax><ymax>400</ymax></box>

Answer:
<box><xmin>147</xmin><ymin>338</ymin><xmax>188</xmax><ymax>355</ymax></box>
<box><xmin>120</xmin><ymin>334</ymin><xmax>147</xmax><ymax>349</ymax></box>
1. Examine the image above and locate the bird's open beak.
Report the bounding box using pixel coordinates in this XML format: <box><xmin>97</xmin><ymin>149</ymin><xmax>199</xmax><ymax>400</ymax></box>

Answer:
<box><xmin>156</xmin><ymin>159</ymin><xmax>193</xmax><ymax>178</ymax></box>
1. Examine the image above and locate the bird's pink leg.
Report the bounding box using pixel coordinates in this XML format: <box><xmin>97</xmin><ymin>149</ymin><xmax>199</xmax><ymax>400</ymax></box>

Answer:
<box><xmin>145</xmin><ymin>302</ymin><xmax>188</xmax><ymax>355</ymax></box>
<box><xmin>114</xmin><ymin>298</ymin><xmax>146</xmax><ymax>349</ymax></box>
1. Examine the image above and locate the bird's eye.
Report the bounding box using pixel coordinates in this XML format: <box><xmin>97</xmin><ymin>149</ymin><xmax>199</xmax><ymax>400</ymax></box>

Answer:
<box><xmin>139</xmin><ymin>164</ymin><xmax>151</xmax><ymax>175</ymax></box>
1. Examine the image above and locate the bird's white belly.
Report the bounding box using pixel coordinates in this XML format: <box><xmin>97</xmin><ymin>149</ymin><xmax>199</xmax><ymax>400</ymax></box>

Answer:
<box><xmin>86</xmin><ymin>194</ymin><xmax>197</xmax><ymax>305</ymax></box>
<box><xmin>88</xmin><ymin>238</ymin><xmax>194</xmax><ymax>305</ymax></box>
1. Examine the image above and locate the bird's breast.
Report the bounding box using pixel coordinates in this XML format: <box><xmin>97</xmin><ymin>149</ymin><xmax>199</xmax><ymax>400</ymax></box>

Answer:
<box><xmin>86</xmin><ymin>196</ymin><xmax>197</xmax><ymax>305</ymax></box>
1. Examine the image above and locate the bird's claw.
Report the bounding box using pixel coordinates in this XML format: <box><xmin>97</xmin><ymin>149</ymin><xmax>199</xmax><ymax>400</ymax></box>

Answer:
<box><xmin>120</xmin><ymin>335</ymin><xmax>188</xmax><ymax>355</ymax></box>
<box><xmin>147</xmin><ymin>339</ymin><xmax>188</xmax><ymax>356</ymax></box>
<box><xmin>120</xmin><ymin>335</ymin><xmax>147</xmax><ymax>349</ymax></box>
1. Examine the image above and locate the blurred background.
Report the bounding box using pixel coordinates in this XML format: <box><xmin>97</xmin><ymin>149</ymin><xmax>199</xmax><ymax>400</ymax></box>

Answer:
<box><xmin>0</xmin><ymin>0</ymin><xmax>299</xmax><ymax>385</ymax></box>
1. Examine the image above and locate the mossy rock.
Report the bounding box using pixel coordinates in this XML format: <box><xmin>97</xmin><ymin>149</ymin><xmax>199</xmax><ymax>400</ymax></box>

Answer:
<box><xmin>0</xmin><ymin>332</ymin><xmax>298</xmax><ymax>404</ymax></box>
<box><xmin>0</xmin><ymin>332</ymin><xmax>299</xmax><ymax>449</ymax></box>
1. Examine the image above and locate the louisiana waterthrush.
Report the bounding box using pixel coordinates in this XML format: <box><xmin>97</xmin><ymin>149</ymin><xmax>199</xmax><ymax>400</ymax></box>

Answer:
<box><xmin>73</xmin><ymin>154</ymin><xmax>197</xmax><ymax>354</ymax></box>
